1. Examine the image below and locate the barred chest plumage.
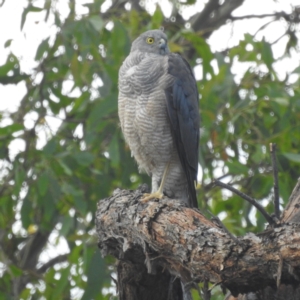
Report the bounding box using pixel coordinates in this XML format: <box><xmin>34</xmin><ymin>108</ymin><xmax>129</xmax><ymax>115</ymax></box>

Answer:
<box><xmin>118</xmin><ymin>51</ymin><xmax>176</xmax><ymax>175</ymax></box>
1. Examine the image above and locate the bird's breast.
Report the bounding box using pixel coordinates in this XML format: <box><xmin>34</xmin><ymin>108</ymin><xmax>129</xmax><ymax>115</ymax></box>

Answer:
<box><xmin>118</xmin><ymin>53</ymin><xmax>175</xmax><ymax>173</ymax></box>
<box><xmin>125</xmin><ymin>65</ymin><xmax>137</xmax><ymax>77</ymax></box>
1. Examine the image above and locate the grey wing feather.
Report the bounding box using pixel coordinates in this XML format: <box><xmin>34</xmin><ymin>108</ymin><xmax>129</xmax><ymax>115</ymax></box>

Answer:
<box><xmin>165</xmin><ymin>53</ymin><xmax>200</xmax><ymax>208</ymax></box>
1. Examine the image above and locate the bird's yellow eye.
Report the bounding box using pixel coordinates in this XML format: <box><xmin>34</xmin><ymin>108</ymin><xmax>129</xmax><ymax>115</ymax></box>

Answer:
<box><xmin>146</xmin><ymin>37</ymin><xmax>154</xmax><ymax>44</ymax></box>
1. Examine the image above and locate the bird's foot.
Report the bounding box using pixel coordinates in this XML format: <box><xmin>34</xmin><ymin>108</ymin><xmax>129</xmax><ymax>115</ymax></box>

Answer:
<box><xmin>140</xmin><ymin>191</ymin><xmax>164</xmax><ymax>203</ymax></box>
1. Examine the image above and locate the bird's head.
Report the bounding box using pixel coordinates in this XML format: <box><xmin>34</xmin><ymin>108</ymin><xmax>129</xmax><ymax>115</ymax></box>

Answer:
<box><xmin>131</xmin><ymin>29</ymin><xmax>169</xmax><ymax>55</ymax></box>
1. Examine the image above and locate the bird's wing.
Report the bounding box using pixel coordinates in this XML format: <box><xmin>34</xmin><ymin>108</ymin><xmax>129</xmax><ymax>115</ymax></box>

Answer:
<box><xmin>164</xmin><ymin>53</ymin><xmax>200</xmax><ymax>208</ymax></box>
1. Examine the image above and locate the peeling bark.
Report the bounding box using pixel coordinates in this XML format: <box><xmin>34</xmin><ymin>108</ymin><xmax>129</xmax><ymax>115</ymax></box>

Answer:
<box><xmin>281</xmin><ymin>179</ymin><xmax>300</xmax><ymax>223</ymax></box>
<box><xmin>96</xmin><ymin>182</ymin><xmax>300</xmax><ymax>299</ymax></box>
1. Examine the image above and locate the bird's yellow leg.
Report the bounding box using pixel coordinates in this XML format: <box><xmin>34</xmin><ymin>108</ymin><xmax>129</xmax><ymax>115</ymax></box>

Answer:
<box><xmin>141</xmin><ymin>163</ymin><xmax>170</xmax><ymax>203</ymax></box>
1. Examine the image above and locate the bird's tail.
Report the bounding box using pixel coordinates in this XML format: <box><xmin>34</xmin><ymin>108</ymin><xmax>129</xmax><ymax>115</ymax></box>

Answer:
<box><xmin>168</xmin><ymin>276</ymin><xmax>193</xmax><ymax>300</ymax></box>
<box><xmin>181</xmin><ymin>281</ymin><xmax>193</xmax><ymax>300</ymax></box>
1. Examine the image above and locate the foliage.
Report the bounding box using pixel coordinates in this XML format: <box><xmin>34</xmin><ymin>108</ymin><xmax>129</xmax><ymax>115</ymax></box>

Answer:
<box><xmin>0</xmin><ymin>0</ymin><xmax>299</xmax><ymax>299</ymax></box>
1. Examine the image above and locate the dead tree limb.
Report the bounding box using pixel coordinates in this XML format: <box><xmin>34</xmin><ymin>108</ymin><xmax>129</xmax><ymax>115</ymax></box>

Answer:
<box><xmin>213</xmin><ymin>180</ymin><xmax>275</xmax><ymax>225</ymax></box>
<box><xmin>96</xmin><ymin>184</ymin><xmax>300</xmax><ymax>298</ymax></box>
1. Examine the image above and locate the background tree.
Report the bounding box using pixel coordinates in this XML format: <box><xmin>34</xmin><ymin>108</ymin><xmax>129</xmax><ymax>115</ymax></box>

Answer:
<box><xmin>0</xmin><ymin>0</ymin><xmax>299</xmax><ymax>299</ymax></box>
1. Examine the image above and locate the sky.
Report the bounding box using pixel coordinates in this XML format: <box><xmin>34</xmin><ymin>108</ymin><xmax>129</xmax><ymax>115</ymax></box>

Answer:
<box><xmin>0</xmin><ymin>0</ymin><xmax>299</xmax><ymax>294</ymax></box>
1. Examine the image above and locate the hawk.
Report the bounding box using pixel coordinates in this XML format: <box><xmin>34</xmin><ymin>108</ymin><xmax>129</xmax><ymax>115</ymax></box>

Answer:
<box><xmin>118</xmin><ymin>29</ymin><xmax>200</xmax><ymax>208</ymax></box>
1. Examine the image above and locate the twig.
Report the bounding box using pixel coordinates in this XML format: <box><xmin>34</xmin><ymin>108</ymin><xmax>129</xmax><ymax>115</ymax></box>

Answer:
<box><xmin>204</xmin><ymin>174</ymin><xmax>231</xmax><ymax>191</ymax></box>
<box><xmin>253</xmin><ymin>19</ymin><xmax>274</xmax><ymax>37</ymax></box>
<box><xmin>37</xmin><ymin>254</ymin><xmax>68</xmax><ymax>274</ymax></box>
<box><xmin>270</xmin><ymin>31</ymin><xmax>288</xmax><ymax>46</ymax></box>
<box><xmin>230</xmin><ymin>12</ymin><xmax>287</xmax><ymax>21</ymax></box>
<box><xmin>202</xmin><ymin>279</ymin><xmax>211</xmax><ymax>300</ymax></box>
<box><xmin>270</xmin><ymin>143</ymin><xmax>280</xmax><ymax>219</ymax></box>
<box><xmin>110</xmin><ymin>275</ymin><xmax>118</xmax><ymax>287</ymax></box>
<box><xmin>213</xmin><ymin>180</ymin><xmax>275</xmax><ymax>225</ymax></box>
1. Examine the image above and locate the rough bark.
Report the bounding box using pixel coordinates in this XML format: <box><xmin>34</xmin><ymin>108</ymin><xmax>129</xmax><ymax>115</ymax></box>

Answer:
<box><xmin>281</xmin><ymin>179</ymin><xmax>300</xmax><ymax>223</ymax></box>
<box><xmin>96</xmin><ymin>181</ymin><xmax>300</xmax><ymax>299</ymax></box>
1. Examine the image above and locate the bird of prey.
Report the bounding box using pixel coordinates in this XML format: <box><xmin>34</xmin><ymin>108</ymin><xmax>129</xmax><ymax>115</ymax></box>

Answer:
<box><xmin>118</xmin><ymin>29</ymin><xmax>200</xmax><ymax>208</ymax></box>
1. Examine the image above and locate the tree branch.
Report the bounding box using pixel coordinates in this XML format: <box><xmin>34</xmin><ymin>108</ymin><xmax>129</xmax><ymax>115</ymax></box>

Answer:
<box><xmin>213</xmin><ymin>180</ymin><xmax>275</xmax><ymax>225</ymax></box>
<box><xmin>230</xmin><ymin>13</ymin><xmax>286</xmax><ymax>21</ymax></box>
<box><xmin>37</xmin><ymin>254</ymin><xmax>68</xmax><ymax>274</ymax></box>
<box><xmin>12</xmin><ymin>231</ymin><xmax>52</xmax><ymax>298</ymax></box>
<box><xmin>96</xmin><ymin>187</ymin><xmax>300</xmax><ymax>297</ymax></box>
<box><xmin>230</xmin><ymin>10</ymin><xmax>300</xmax><ymax>23</ymax></box>
<box><xmin>191</xmin><ymin>0</ymin><xmax>245</xmax><ymax>38</ymax></box>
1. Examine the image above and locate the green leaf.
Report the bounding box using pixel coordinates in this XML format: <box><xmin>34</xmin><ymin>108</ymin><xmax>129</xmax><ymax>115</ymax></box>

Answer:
<box><xmin>4</xmin><ymin>39</ymin><xmax>12</xmax><ymax>48</ymax></box>
<box><xmin>283</xmin><ymin>153</ymin><xmax>300</xmax><ymax>163</ymax></box>
<box><xmin>73</xmin><ymin>151</ymin><xmax>95</xmax><ymax>166</ymax></box>
<box><xmin>35</xmin><ymin>37</ymin><xmax>50</xmax><ymax>60</ymax></box>
<box><xmin>59</xmin><ymin>215</ymin><xmax>74</xmax><ymax>237</ymax></box>
<box><xmin>0</xmin><ymin>54</ymin><xmax>20</xmax><ymax>77</ymax></box>
<box><xmin>70</xmin><ymin>54</ymin><xmax>79</xmax><ymax>82</ymax></box>
<box><xmin>152</xmin><ymin>5</ymin><xmax>164</xmax><ymax>28</ymax></box>
<box><xmin>273</xmin><ymin>97</ymin><xmax>289</xmax><ymax>106</ymax></box>
<box><xmin>50</xmin><ymin>266</ymin><xmax>71</xmax><ymax>300</ymax></box>
<box><xmin>61</xmin><ymin>182</ymin><xmax>78</xmax><ymax>196</ymax></box>
<box><xmin>88</xmin><ymin>15</ymin><xmax>104</xmax><ymax>31</ymax></box>
<box><xmin>87</xmin><ymin>96</ymin><xmax>117</xmax><ymax>129</ymax></box>
<box><xmin>21</xmin><ymin>5</ymin><xmax>43</xmax><ymax>30</ymax></box>
<box><xmin>48</xmin><ymin>173</ymin><xmax>62</xmax><ymax>200</ymax></box>
<box><xmin>183</xmin><ymin>32</ymin><xmax>214</xmax><ymax>77</ymax></box>
<box><xmin>0</xmin><ymin>124</ymin><xmax>23</xmax><ymax>137</ymax></box>
<box><xmin>226</xmin><ymin>161</ymin><xmax>249</xmax><ymax>175</ymax></box>
<box><xmin>44</xmin><ymin>0</ymin><xmax>51</xmax><ymax>21</ymax></box>
<box><xmin>37</xmin><ymin>172</ymin><xmax>49</xmax><ymax>196</ymax></box>
<box><xmin>21</xmin><ymin>196</ymin><xmax>32</xmax><ymax>229</ymax></box>
<box><xmin>108</xmin><ymin>132</ymin><xmax>120</xmax><ymax>167</ymax></box>
<box><xmin>292</xmin><ymin>66</ymin><xmax>300</xmax><ymax>74</ymax></box>
<box><xmin>43</xmin><ymin>140</ymin><xmax>57</xmax><ymax>155</ymax></box>
<box><xmin>58</xmin><ymin>160</ymin><xmax>73</xmax><ymax>175</ymax></box>
<box><xmin>262</xmin><ymin>39</ymin><xmax>273</xmax><ymax>70</ymax></box>
<box><xmin>69</xmin><ymin>243</ymin><xmax>83</xmax><ymax>265</ymax></box>
<box><xmin>9</xmin><ymin>265</ymin><xmax>23</xmax><ymax>277</ymax></box>
<box><xmin>82</xmin><ymin>251</ymin><xmax>107</xmax><ymax>300</ymax></box>
<box><xmin>41</xmin><ymin>192</ymin><xmax>56</xmax><ymax>225</ymax></box>
<box><xmin>74</xmin><ymin>195</ymin><xmax>87</xmax><ymax>214</ymax></box>
<box><xmin>0</xmin><ymin>73</ymin><xmax>29</xmax><ymax>85</ymax></box>
<box><xmin>110</xmin><ymin>21</ymin><xmax>130</xmax><ymax>61</ymax></box>
<box><xmin>14</xmin><ymin>163</ymin><xmax>26</xmax><ymax>196</ymax></box>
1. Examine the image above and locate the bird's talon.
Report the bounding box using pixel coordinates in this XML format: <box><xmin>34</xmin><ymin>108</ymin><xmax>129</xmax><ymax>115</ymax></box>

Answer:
<box><xmin>141</xmin><ymin>191</ymin><xmax>164</xmax><ymax>203</ymax></box>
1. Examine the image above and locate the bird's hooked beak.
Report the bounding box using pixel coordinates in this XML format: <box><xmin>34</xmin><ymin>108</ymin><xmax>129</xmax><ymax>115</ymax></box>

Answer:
<box><xmin>159</xmin><ymin>38</ymin><xmax>168</xmax><ymax>54</ymax></box>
